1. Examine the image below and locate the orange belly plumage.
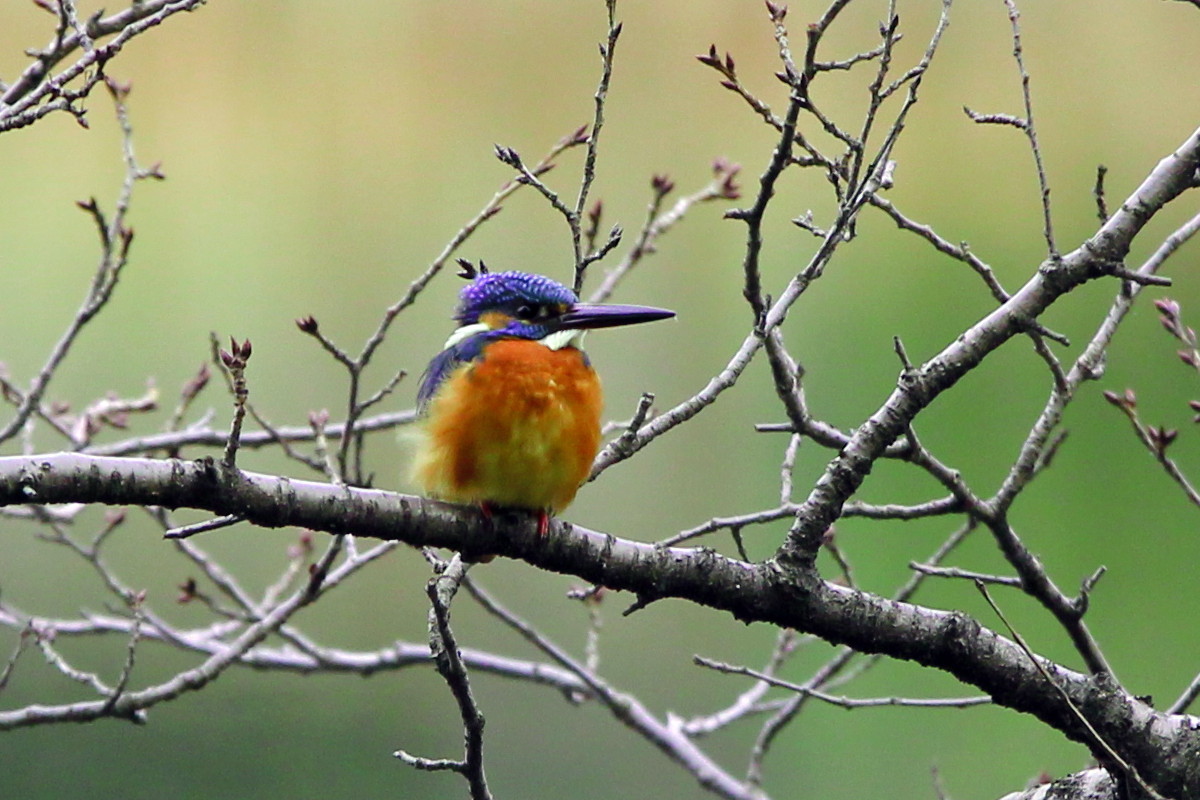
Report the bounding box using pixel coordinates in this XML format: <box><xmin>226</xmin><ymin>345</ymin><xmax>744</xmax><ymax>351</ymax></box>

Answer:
<box><xmin>412</xmin><ymin>339</ymin><xmax>603</xmax><ymax>513</ymax></box>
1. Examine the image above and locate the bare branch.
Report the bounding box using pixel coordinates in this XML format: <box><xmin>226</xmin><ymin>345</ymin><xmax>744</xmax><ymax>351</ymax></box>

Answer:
<box><xmin>572</xmin><ymin>0</ymin><xmax>622</xmax><ymax>292</ymax></box>
<box><xmin>909</xmin><ymin>563</ymin><xmax>1022</xmax><ymax>587</ymax></box>
<box><xmin>398</xmin><ymin>555</ymin><xmax>493</xmax><ymax>800</ymax></box>
<box><xmin>1</xmin><ymin>0</ymin><xmax>209</xmax><ymax>132</ymax></box>
<box><xmin>695</xmin><ymin>655</ymin><xmax>992</xmax><ymax>710</ymax></box>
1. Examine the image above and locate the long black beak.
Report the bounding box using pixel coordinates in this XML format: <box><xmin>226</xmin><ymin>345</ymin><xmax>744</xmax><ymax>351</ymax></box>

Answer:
<box><xmin>557</xmin><ymin>303</ymin><xmax>675</xmax><ymax>330</ymax></box>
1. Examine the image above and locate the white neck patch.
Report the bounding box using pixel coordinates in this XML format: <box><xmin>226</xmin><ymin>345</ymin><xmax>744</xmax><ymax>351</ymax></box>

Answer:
<box><xmin>443</xmin><ymin>323</ymin><xmax>490</xmax><ymax>350</ymax></box>
<box><xmin>441</xmin><ymin>324</ymin><xmax>586</xmax><ymax>353</ymax></box>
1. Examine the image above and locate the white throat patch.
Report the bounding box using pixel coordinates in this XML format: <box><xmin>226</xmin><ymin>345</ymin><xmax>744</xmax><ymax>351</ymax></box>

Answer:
<box><xmin>540</xmin><ymin>329</ymin><xmax>587</xmax><ymax>351</ymax></box>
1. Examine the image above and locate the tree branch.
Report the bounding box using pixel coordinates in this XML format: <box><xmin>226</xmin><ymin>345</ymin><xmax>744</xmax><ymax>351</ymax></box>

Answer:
<box><xmin>1</xmin><ymin>451</ymin><xmax>1197</xmax><ymax>797</ymax></box>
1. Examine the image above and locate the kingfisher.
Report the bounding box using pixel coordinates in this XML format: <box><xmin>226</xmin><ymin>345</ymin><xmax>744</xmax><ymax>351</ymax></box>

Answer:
<box><xmin>411</xmin><ymin>267</ymin><xmax>674</xmax><ymax>536</ymax></box>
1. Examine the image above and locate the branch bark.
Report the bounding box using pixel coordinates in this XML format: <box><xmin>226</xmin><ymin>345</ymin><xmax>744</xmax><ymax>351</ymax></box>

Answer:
<box><xmin>1</xmin><ymin>451</ymin><xmax>1197</xmax><ymax>796</ymax></box>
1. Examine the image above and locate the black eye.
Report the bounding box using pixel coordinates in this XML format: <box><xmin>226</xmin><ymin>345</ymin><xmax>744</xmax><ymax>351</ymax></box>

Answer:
<box><xmin>515</xmin><ymin>304</ymin><xmax>538</xmax><ymax>321</ymax></box>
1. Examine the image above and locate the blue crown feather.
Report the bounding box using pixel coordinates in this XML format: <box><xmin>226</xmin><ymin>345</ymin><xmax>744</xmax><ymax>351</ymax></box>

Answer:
<box><xmin>455</xmin><ymin>271</ymin><xmax>577</xmax><ymax>324</ymax></box>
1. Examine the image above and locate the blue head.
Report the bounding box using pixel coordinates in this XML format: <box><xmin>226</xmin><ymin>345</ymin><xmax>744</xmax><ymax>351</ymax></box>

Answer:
<box><xmin>455</xmin><ymin>271</ymin><xmax>580</xmax><ymax>341</ymax></box>
<box><xmin>417</xmin><ymin>270</ymin><xmax>674</xmax><ymax>411</ymax></box>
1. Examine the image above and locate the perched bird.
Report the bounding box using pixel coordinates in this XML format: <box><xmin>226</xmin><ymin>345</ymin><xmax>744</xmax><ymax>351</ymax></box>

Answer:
<box><xmin>411</xmin><ymin>268</ymin><xmax>674</xmax><ymax>535</ymax></box>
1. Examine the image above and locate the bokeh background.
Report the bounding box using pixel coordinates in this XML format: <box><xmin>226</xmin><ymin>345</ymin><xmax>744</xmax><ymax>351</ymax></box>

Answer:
<box><xmin>2</xmin><ymin>1</ymin><xmax>1199</xmax><ymax>798</ymax></box>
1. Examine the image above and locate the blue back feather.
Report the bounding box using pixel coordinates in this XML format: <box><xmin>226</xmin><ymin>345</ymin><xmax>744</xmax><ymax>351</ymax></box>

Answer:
<box><xmin>417</xmin><ymin>331</ymin><xmax>494</xmax><ymax>413</ymax></box>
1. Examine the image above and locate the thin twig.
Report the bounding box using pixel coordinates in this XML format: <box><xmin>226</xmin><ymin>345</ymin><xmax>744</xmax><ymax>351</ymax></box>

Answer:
<box><xmin>217</xmin><ymin>338</ymin><xmax>252</xmax><ymax>469</ymax></box>
<box><xmin>683</xmin><ymin>629</ymin><xmax>806</xmax><ymax>737</ymax></box>
<box><xmin>0</xmin><ymin>81</ymin><xmax>158</xmax><ymax>445</ymax></box>
<box><xmin>1003</xmin><ymin>0</ymin><xmax>1057</xmax><ymax>259</ymax></box>
<box><xmin>163</xmin><ymin>515</ymin><xmax>243</xmax><ymax>541</ymax></box>
<box><xmin>696</xmin><ymin>655</ymin><xmax>991</xmax><ymax>710</ymax></box>
<box><xmin>909</xmin><ymin>563</ymin><xmax>1021</xmax><ymax>586</ymax></box>
<box><xmin>399</xmin><ymin>555</ymin><xmax>493</xmax><ymax>800</ymax></box>
<box><xmin>572</xmin><ymin>0</ymin><xmax>622</xmax><ymax>293</ymax></box>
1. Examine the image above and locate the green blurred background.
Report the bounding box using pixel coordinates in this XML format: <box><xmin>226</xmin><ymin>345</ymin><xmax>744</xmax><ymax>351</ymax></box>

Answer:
<box><xmin>2</xmin><ymin>1</ymin><xmax>1199</xmax><ymax>798</ymax></box>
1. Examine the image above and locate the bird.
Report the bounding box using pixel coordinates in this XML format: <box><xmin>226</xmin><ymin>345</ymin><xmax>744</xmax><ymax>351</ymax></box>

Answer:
<box><xmin>411</xmin><ymin>266</ymin><xmax>674</xmax><ymax>537</ymax></box>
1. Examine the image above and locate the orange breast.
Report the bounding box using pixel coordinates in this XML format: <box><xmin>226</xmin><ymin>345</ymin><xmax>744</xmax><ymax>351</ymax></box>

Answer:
<box><xmin>412</xmin><ymin>339</ymin><xmax>603</xmax><ymax>513</ymax></box>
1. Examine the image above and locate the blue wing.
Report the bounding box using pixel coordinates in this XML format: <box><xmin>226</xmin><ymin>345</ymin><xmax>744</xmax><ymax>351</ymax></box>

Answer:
<box><xmin>416</xmin><ymin>331</ymin><xmax>494</xmax><ymax>414</ymax></box>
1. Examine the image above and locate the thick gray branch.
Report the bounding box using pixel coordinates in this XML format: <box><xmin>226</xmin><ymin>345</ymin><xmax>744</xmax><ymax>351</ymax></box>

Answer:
<box><xmin>0</xmin><ymin>452</ymin><xmax>1197</xmax><ymax>797</ymax></box>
